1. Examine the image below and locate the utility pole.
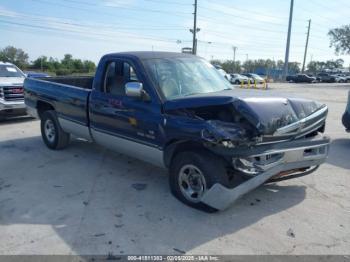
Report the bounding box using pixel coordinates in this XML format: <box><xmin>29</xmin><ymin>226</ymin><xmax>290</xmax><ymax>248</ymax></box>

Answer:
<box><xmin>283</xmin><ymin>0</ymin><xmax>294</xmax><ymax>79</ymax></box>
<box><xmin>301</xmin><ymin>19</ymin><xmax>311</xmax><ymax>73</ymax></box>
<box><xmin>232</xmin><ymin>46</ymin><xmax>237</xmax><ymax>63</ymax></box>
<box><xmin>192</xmin><ymin>0</ymin><xmax>198</xmax><ymax>55</ymax></box>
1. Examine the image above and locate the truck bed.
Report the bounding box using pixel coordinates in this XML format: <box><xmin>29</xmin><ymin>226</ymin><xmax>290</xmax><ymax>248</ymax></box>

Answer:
<box><xmin>24</xmin><ymin>76</ymin><xmax>92</xmax><ymax>126</ymax></box>
<box><xmin>43</xmin><ymin>76</ymin><xmax>94</xmax><ymax>89</ymax></box>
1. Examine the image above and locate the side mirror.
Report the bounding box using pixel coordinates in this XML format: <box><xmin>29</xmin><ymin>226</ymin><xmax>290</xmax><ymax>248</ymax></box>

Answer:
<box><xmin>125</xmin><ymin>82</ymin><xmax>151</xmax><ymax>101</ymax></box>
<box><xmin>125</xmin><ymin>82</ymin><xmax>143</xmax><ymax>98</ymax></box>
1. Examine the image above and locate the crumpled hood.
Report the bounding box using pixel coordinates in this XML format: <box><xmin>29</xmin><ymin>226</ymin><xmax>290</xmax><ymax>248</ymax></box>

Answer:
<box><xmin>0</xmin><ymin>77</ymin><xmax>25</xmax><ymax>86</ymax></box>
<box><xmin>164</xmin><ymin>89</ymin><xmax>325</xmax><ymax>135</ymax></box>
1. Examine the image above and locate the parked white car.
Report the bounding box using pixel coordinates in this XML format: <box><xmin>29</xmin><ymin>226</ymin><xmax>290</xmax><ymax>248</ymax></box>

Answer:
<box><xmin>0</xmin><ymin>62</ymin><xmax>26</xmax><ymax>120</ymax></box>
<box><xmin>242</xmin><ymin>73</ymin><xmax>265</xmax><ymax>84</ymax></box>
<box><xmin>230</xmin><ymin>73</ymin><xmax>249</xmax><ymax>84</ymax></box>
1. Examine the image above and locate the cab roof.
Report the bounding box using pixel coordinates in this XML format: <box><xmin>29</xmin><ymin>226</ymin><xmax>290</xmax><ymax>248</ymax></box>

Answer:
<box><xmin>103</xmin><ymin>51</ymin><xmax>197</xmax><ymax>60</ymax></box>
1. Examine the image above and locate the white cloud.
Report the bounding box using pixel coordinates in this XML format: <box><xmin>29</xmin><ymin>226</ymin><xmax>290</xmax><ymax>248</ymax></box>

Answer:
<box><xmin>0</xmin><ymin>5</ymin><xmax>19</xmax><ymax>17</ymax></box>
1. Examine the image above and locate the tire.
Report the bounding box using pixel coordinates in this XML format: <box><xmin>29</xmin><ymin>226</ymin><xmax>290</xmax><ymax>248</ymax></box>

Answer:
<box><xmin>169</xmin><ymin>150</ymin><xmax>230</xmax><ymax>213</ymax></box>
<box><xmin>235</xmin><ymin>80</ymin><xmax>240</xmax><ymax>85</ymax></box>
<box><xmin>342</xmin><ymin>111</ymin><xmax>350</xmax><ymax>131</ymax></box>
<box><xmin>41</xmin><ymin>110</ymin><xmax>70</xmax><ymax>150</ymax></box>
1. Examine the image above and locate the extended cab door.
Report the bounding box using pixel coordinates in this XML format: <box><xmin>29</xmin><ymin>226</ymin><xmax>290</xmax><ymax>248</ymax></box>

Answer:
<box><xmin>89</xmin><ymin>59</ymin><xmax>165</xmax><ymax>167</ymax></box>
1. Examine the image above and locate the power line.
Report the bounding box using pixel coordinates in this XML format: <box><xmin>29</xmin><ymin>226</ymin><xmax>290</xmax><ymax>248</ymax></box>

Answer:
<box><xmin>199</xmin><ymin>13</ymin><xmax>331</xmax><ymax>38</ymax></box>
<box><xmin>6</xmin><ymin>8</ymin><xmax>329</xmax><ymax>50</ymax></box>
<box><xmin>0</xmin><ymin>14</ymin><xmax>185</xmax><ymax>31</ymax></box>
<box><xmin>199</xmin><ymin>6</ymin><xmax>287</xmax><ymax>26</ymax></box>
<box><xmin>60</xmin><ymin>0</ymin><xmax>192</xmax><ymax>15</ymax></box>
<box><xmin>0</xmin><ymin>19</ymin><xmax>189</xmax><ymax>44</ymax></box>
<box><xmin>142</xmin><ymin>0</ymin><xmax>191</xmax><ymax>6</ymax></box>
<box><xmin>33</xmin><ymin>0</ymin><xmax>191</xmax><ymax>19</ymax></box>
<box><xmin>199</xmin><ymin>0</ymin><xmax>316</xmax><ymax>24</ymax></box>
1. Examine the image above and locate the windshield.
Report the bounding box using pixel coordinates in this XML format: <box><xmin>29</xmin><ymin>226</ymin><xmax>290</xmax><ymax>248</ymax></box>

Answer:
<box><xmin>0</xmin><ymin>65</ymin><xmax>25</xmax><ymax>78</ymax></box>
<box><xmin>251</xmin><ymin>73</ymin><xmax>262</xmax><ymax>79</ymax></box>
<box><xmin>143</xmin><ymin>57</ymin><xmax>233</xmax><ymax>100</ymax></box>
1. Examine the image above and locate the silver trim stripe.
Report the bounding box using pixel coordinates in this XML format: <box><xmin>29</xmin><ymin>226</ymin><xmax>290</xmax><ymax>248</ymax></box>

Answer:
<box><xmin>91</xmin><ymin>129</ymin><xmax>165</xmax><ymax>168</ymax></box>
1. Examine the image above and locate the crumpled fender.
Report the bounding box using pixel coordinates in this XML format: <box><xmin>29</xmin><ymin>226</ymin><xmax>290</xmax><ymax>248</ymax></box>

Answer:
<box><xmin>201</xmin><ymin>120</ymin><xmax>251</xmax><ymax>148</ymax></box>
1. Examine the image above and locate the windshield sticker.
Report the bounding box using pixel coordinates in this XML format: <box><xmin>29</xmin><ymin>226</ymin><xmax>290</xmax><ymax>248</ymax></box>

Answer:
<box><xmin>6</xmin><ymin>67</ymin><xmax>17</xmax><ymax>72</ymax></box>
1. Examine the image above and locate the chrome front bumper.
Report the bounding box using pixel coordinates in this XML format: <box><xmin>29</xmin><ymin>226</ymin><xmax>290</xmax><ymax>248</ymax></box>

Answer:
<box><xmin>0</xmin><ymin>99</ymin><xmax>26</xmax><ymax>112</ymax></box>
<box><xmin>202</xmin><ymin>135</ymin><xmax>330</xmax><ymax>211</ymax></box>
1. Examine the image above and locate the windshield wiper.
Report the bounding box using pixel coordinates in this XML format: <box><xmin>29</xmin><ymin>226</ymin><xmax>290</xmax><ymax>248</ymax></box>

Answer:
<box><xmin>184</xmin><ymin>92</ymin><xmax>201</xmax><ymax>97</ymax></box>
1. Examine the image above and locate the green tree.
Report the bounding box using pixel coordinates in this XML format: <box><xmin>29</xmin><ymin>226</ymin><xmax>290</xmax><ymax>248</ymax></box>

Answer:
<box><xmin>307</xmin><ymin>59</ymin><xmax>344</xmax><ymax>74</ymax></box>
<box><xmin>0</xmin><ymin>46</ymin><xmax>29</xmax><ymax>68</ymax></box>
<box><xmin>288</xmin><ymin>62</ymin><xmax>301</xmax><ymax>73</ymax></box>
<box><xmin>82</xmin><ymin>60</ymin><xmax>96</xmax><ymax>72</ymax></box>
<box><xmin>328</xmin><ymin>25</ymin><xmax>350</xmax><ymax>55</ymax></box>
<box><xmin>221</xmin><ymin>60</ymin><xmax>241</xmax><ymax>73</ymax></box>
<box><xmin>276</xmin><ymin>60</ymin><xmax>284</xmax><ymax>70</ymax></box>
<box><xmin>210</xmin><ymin>59</ymin><xmax>222</xmax><ymax>67</ymax></box>
<box><xmin>242</xmin><ymin>60</ymin><xmax>255</xmax><ymax>72</ymax></box>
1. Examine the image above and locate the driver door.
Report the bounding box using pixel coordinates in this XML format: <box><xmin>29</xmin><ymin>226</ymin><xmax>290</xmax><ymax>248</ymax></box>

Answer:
<box><xmin>89</xmin><ymin>59</ymin><xmax>164</xmax><ymax>166</ymax></box>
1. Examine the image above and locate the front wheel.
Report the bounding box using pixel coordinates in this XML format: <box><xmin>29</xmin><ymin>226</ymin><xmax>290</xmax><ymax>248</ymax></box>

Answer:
<box><xmin>169</xmin><ymin>151</ymin><xmax>230</xmax><ymax>212</ymax></box>
<box><xmin>41</xmin><ymin>110</ymin><xmax>70</xmax><ymax>150</ymax></box>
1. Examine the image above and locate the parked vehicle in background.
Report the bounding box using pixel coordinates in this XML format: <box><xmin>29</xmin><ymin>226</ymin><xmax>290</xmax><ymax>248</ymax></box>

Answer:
<box><xmin>0</xmin><ymin>62</ymin><xmax>26</xmax><ymax>120</ymax></box>
<box><xmin>342</xmin><ymin>90</ymin><xmax>350</xmax><ymax>132</ymax></box>
<box><xmin>214</xmin><ymin>65</ymin><xmax>231</xmax><ymax>82</ymax></box>
<box><xmin>286</xmin><ymin>74</ymin><xmax>316</xmax><ymax>83</ymax></box>
<box><xmin>230</xmin><ymin>73</ymin><xmax>249</xmax><ymax>84</ymax></box>
<box><xmin>241</xmin><ymin>74</ymin><xmax>254</xmax><ymax>83</ymax></box>
<box><xmin>242</xmin><ymin>73</ymin><xmax>264</xmax><ymax>84</ymax></box>
<box><xmin>333</xmin><ymin>74</ymin><xmax>347</xmax><ymax>83</ymax></box>
<box><xmin>24</xmin><ymin>71</ymin><xmax>51</xmax><ymax>78</ymax></box>
<box><xmin>317</xmin><ymin>73</ymin><xmax>336</xmax><ymax>83</ymax></box>
<box><xmin>24</xmin><ymin>52</ymin><xmax>330</xmax><ymax>212</ymax></box>
<box><xmin>345</xmin><ymin>74</ymin><xmax>350</xmax><ymax>83</ymax></box>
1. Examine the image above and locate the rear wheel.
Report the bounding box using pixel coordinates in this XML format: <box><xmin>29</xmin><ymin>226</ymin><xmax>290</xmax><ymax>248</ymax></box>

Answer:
<box><xmin>169</xmin><ymin>151</ymin><xmax>230</xmax><ymax>212</ymax></box>
<box><xmin>41</xmin><ymin>110</ymin><xmax>70</xmax><ymax>150</ymax></box>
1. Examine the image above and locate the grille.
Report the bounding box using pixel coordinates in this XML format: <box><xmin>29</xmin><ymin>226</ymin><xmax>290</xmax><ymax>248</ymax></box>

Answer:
<box><xmin>274</xmin><ymin>106</ymin><xmax>328</xmax><ymax>138</ymax></box>
<box><xmin>258</xmin><ymin>106</ymin><xmax>328</xmax><ymax>145</ymax></box>
<box><xmin>0</xmin><ymin>86</ymin><xmax>24</xmax><ymax>101</ymax></box>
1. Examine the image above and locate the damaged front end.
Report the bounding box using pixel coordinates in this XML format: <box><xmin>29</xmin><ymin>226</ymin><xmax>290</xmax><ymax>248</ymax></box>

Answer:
<box><xmin>201</xmin><ymin>135</ymin><xmax>329</xmax><ymax>210</ymax></box>
<box><xmin>164</xmin><ymin>91</ymin><xmax>330</xmax><ymax>211</ymax></box>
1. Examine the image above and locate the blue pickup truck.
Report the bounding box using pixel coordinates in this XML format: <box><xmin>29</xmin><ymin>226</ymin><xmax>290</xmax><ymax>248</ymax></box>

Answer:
<box><xmin>24</xmin><ymin>52</ymin><xmax>330</xmax><ymax>212</ymax></box>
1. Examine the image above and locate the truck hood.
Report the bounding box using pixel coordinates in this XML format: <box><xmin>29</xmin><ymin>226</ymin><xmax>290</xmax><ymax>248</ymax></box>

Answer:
<box><xmin>0</xmin><ymin>77</ymin><xmax>25</xmax><ymax>86</ymax></box>
<box><xmin>164</xmin><ymin>89</ymin><xmax>326</xmax><ymax>135</ymax></box>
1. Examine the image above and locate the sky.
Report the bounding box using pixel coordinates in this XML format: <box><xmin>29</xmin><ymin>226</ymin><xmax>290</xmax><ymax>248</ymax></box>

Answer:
<box><xmin>0</xmin><ymin>0</ymin><xmax>349</xmax><ymax>66</ymax></box>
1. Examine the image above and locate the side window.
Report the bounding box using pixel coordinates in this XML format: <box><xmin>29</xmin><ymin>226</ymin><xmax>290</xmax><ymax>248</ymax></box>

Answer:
<box><xmin>125</xmin><ymin>63</ymin><xmax>138</xmax><ymax>82</ymax></box>
<box><xmin>104</xmin><ymin>61</ymin><xmax>139</xmax><ymax>96</ymax></box>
